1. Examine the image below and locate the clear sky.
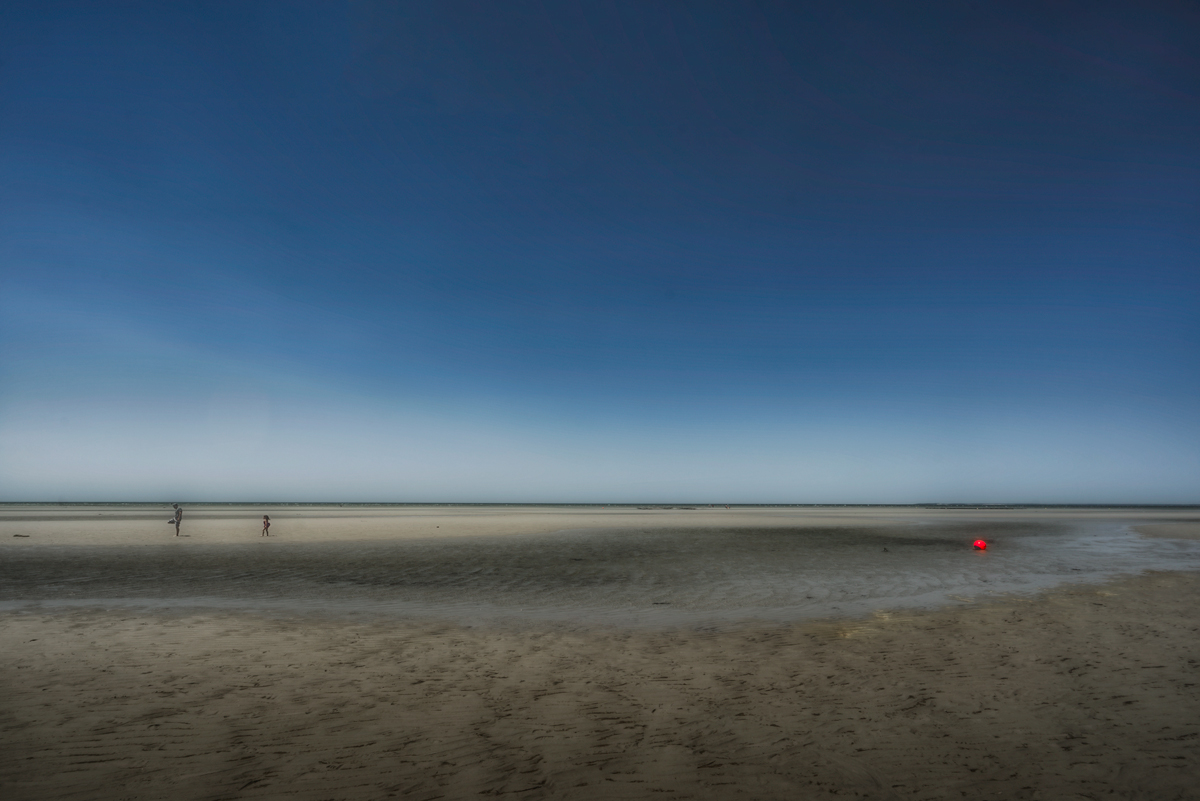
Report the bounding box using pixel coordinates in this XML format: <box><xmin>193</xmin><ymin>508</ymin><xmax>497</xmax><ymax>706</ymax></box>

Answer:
<box><xmin>1</xmin><ymin>1</ymin><xmax>1197</xmax><ymax>503</ymax></box>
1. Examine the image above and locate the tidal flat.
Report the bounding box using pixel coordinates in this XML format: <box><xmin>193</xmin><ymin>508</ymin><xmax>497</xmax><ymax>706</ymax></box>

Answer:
<box><xmin>2</xmin><ymin>505</ymin><xmax>1198</xmax><ymax>800</ymax></box>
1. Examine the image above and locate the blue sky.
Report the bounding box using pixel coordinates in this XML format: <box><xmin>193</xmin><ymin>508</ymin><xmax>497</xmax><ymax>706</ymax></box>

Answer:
<box><xmin>1</xmin><ymin>1</ymin><xmax>1197</xmax><ymax>502</ymax></box>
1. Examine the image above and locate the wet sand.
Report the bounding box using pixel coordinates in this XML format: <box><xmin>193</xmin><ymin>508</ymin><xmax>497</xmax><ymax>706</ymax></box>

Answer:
<box><xmin>2</xmin><ymin>506</ymin><xmax>1199</xmax><ymax>799</ymax></box>
<box><xmin>1135</xmin><ymin>522</ymin><xmax>1200</xmax><ymax>540</ymax></box>
<box><xmin>4</xmin><ymin>505</ymin><xmax>1199</xmax><ymax>626</ymax></box>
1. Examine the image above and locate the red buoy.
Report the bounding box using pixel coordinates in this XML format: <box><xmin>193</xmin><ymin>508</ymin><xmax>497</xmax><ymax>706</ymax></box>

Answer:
<box><xmin>973</xmin><ymin>539</ymin><xmax>987</xmax><ymax>550</ymax></box>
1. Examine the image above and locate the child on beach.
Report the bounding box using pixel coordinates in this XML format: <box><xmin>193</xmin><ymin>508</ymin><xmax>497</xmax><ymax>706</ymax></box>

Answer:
<box><xmin>262</xmin><ymin>515</ymin><xmax>270</xmax><ymax>536</ymax></box>
<box><xmin>171</xmin><ymin>504</ymin><xmax>182</xmax><ymax>536</ymax></box>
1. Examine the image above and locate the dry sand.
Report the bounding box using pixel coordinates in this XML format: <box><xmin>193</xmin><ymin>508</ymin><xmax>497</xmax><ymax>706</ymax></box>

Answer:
<box><xmin>2</xmin><ymin>506</ymin><xmax>1199</xmax><ymax>800</ymax></box>
<box><xmin>3</xmin><ymin>503</ymin><xmax>1197</xmax><ymax>546</ymax></box>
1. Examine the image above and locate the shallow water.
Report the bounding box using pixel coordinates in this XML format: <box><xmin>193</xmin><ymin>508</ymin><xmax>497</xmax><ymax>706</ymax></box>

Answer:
<box><xmin>3</xmin><ymin>521</ymin><xmax>1199</xmax><ymax>625</ymax></box>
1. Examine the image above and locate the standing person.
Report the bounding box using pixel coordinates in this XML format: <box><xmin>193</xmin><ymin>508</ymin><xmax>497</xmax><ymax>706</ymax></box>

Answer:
<box><xmin>261</xmin><ymin>515</ymin><xmax>270</xmax><ymax>537</ymax></box>
<box><xmin>171</xmin><ymin>504</ymin><xmax>183</xmax><ymax>536</ymax></box>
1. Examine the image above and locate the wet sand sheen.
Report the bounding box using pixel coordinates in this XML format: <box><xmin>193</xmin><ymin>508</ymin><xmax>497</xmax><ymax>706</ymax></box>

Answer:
<box><xmin>5</xmin><ymin>506</ymin><xmax>1200</xmax><ymax>625</ymax></box>
<box><xmin>3</xmin><ymin>522</ymin><xmax>1197</xmax><ymax>625</ymax></box>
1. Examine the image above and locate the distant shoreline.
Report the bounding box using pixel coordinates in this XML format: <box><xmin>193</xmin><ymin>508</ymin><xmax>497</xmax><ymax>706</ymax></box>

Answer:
<box><xmin>3</xmin><ymin>501</ymin><xmax>1199</xmax><ymax>509</ymax></box>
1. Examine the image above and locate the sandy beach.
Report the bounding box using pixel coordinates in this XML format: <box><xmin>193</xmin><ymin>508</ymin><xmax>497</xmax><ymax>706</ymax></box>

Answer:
<box><xmin>3</xmin><ymin>503</ymin><xmax>1198</xmax><ymax>546</ymax></box>
<box><xmin>2</xmin><ymin>506</ymin><xmax>1199</xmax><ymax>800</ymax></box>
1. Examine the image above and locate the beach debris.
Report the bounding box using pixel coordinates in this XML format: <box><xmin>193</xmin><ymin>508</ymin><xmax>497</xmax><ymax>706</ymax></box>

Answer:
<box><xmin>13</xmin><ymin>534</ymin><xmax>30</xmax><ymax>538</ymax></box>
<box><xmin>973</xmin><ymin>539</ymin><xmax>988</xmax><ymax>550</ymax></box>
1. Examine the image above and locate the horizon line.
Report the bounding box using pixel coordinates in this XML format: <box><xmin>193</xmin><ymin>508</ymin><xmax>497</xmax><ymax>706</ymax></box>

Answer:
<box><xmin>3</xmin><ymin>501</ymin><xmax>1199</xmax><ymax>509</ymax></box>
